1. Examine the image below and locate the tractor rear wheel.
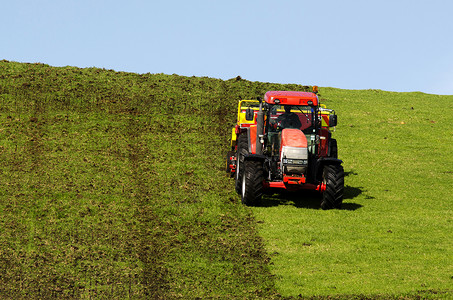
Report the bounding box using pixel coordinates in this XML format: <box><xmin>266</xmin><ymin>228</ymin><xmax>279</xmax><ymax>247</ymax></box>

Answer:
<box><xmin>235</xmin><ymin>134</ymin><xmax>248</xmax><ymax>195</ymax></box>
<box><xmin>241</xmin><ymin>160</ymin><xmax>264</xmax><ymax>206</ymax></box>
<box><xmin>321</xmin><ymin>164</ymin><xmax>344</xmax><ymax>209</ymax></box>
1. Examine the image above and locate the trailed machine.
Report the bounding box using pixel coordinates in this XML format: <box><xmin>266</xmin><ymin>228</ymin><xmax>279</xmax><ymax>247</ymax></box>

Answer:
<box><xmin>226</xmin><ymin>88</ymin><xmax>344</xmax><ymax>209</ymax></box>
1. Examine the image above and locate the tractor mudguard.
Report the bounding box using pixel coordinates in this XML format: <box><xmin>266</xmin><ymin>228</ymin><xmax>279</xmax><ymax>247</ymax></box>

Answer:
<box><xmin>247</xmin><ymin>126</ymin><xmax>257</xmax><ymax>154</ymax></box>
<box><xmin>230</xmin><ymin>127</ymin><xmax>237</xmax><ymax>150</ymax></box>
<box><xmin>236</xmin><ymin>126</ymin><xmax>258</xmax><ymax>154</ymax></box>
<box><xmin>314</xmin><ymin>157</ymin><xmax>343</xmax><ymax>181</ymax></box>
<box><xmin>317</xmin><ymin>157</ymin><xmax>343</xmax><ymax>165</ymax></box>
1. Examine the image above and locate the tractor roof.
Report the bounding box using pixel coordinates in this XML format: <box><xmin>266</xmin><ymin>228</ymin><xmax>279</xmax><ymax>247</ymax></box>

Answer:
<box><xmin>264</xmin><ymin>91</ymin><xmax>318</xmax><ymax>106</ymax></box>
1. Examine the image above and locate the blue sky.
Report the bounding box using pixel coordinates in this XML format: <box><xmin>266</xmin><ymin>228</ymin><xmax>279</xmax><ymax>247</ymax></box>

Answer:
<box><xmin>2</xmin><ymin>0</ymin><xmax>453</xmax><ymax>95</ymax></box>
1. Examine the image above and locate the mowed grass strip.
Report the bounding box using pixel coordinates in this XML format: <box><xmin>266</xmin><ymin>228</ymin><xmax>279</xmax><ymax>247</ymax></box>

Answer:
<box><xmin>252</xmin><ymin>88</ymin><xmax>453</xmax><ymax>298</ymax></box>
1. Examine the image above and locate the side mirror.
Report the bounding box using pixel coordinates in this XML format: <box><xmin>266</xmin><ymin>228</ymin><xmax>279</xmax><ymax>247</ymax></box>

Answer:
<box><xmin>245</xmin><ymin>108</ymin><xmax>254</xmax><ymax>121</ymax></box>
<box><xmin>329</xmin><ymin>114</ymin><xmax>337</xmax><ymax>127</ymax></box>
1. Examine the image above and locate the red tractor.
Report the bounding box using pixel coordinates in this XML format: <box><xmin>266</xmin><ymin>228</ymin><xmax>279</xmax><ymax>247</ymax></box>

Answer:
<box><xmin>226</xmin><ymin>88</ymin><xmax>344</xmax><ymax>209</ymax></box>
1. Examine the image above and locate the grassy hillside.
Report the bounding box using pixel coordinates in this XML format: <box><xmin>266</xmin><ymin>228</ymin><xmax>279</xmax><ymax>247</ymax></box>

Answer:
<box><xmin>0</xmin><ymin>60</ymin><xmax>452</xmax><ymax>299</ymax></box>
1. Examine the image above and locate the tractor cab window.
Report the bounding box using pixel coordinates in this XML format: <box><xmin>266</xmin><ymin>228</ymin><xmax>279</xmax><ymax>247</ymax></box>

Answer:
<box><xmin>268</xmin><ymin>105</ymin><xmax>314</xmax><ymax>133</ymax></box>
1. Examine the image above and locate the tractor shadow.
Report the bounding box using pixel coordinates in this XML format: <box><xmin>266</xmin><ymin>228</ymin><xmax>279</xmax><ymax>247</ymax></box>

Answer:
<box><xmin>259</xmin><ymin>186</ymin><xmax>363</xmax><ymax>210</ymax></box>
<box><xmin>260</xmin><ymin>190</ymin><xmax>323</xmax><ymax>209</ymax></box>
<box><xmin>259</xmin><ymin>170</ymin><xmax>364</xmax><ymax>210</ymax></box>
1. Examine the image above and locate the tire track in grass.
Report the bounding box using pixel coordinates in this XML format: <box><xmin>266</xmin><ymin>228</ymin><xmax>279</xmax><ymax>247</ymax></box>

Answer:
<box><xmin>0</xmin><ymin>101</ymin><xmax>59</xmax><ymax>297</ymax></box>
<box><xmin>22</xmin><ymin>104</ymin><xmax>56</xmax><ymax>297</ymax></box>
<box><xmin>125</xmin><ymin>114</ymin><xmax>170</xmax><ymax>298</ymax></box>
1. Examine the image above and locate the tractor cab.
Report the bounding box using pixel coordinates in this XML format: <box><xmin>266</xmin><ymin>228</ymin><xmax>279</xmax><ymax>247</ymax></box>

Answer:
<box><xmin>266</xmin><ymin>104</ymin><xmax>317</xmax><ymax>163</ymax></box>
<box><xmin>268</xmin><ymin>105</ymin><xmax>314</xmax><ymax>132</ymax></box>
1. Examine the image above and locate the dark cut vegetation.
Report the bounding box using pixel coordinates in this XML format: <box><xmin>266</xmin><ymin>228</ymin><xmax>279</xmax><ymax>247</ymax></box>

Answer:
<box><xmin>1</xmin><ymin>60</ymin><xmax>452</xmax><ymax>299</ymax></box>
<box><xmin>0</xmin><ymin>60</ymin><xmax>311</xmax><ymax>298</ymax></box>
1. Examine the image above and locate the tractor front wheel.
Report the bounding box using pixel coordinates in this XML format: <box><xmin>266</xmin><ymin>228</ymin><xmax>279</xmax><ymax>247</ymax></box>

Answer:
<box><xmin>320</xmin><ymin>164</ymin><xmax>344</xmax><ymax>209</ymax></box>
<box><xmin>241</xmin><ymin>160</ymin><xmax>265</xmax><ymax>206</ymax></box>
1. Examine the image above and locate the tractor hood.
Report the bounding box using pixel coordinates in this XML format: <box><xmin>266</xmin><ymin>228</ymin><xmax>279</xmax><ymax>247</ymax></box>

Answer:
<box><xmin>280</xmin><ymin>129</ymin><xmax>308</xmax><ymax>175</ymax></box>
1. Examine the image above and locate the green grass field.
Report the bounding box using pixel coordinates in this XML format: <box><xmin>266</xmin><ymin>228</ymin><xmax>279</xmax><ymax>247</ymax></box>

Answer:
<box><xmin>0</xmin><ymin>60</ymin><xmax>452</xmax><ymax>299</ymax></box>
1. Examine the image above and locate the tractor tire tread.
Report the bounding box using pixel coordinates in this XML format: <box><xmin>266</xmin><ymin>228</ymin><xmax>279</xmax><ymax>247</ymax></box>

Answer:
<box><xmin>242</xmin><ymin>160</ymin><xmax>265</xmax><ymax>206</ymax></box>
<box><xmin>321</xmin><ymin>164</ymin><xmax>344</xmax><ymax>209</ymax></box>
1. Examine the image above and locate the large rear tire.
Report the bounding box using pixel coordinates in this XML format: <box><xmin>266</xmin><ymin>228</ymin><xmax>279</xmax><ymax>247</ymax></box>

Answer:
<box><xmin>235</xmin><ymin>134</ymin><xmax>248</xmax><ymax>195</ymax></box>
<box><xmin>320</xmin><ymin>164</ymin><xmax>344</xmax><ymax>209</ymax></box>
<box><xmin>241</xmin><ymin>160</ymin><xmax>264</xmax><ymax>206</ymax></box>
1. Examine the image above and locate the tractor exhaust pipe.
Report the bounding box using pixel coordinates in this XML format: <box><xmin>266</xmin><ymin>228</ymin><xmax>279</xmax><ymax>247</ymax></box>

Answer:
<box><xmin>256</xmin><ymin>97</ymin><xmax>264</xmax><ymax>155</ymax></box>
